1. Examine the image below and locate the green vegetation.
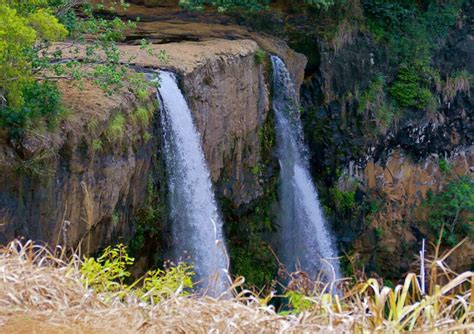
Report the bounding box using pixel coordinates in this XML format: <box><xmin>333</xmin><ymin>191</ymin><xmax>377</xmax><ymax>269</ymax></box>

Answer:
<box><xmin>224</xmin><ymin>180</ymin><xmax>278</xmax><ymax>288</ymax></box>
<box><xmin>179</xmin><ymin>0</ymin><xmax>335</xmax><ymax>12</ymax></box>
<box><xmin>363</xmin><ymin>0</ymin><xmax>465</xmax><ymax>111</ymax></box>
<box><xmin>80</xmin><ymin>243</ymin><xmax>194</xmax><ymax>302</ymax></box>
<box><xmin>0</xmin><ymin>0</ymin><xmax>157</xmax><ymax>137</ymax></box>
<box><xmin>389</xmin><ymin>66</ymin><xmax>436</xmax><ymax>110</ymax></box>
<box><xmin>129</xmin><ymin>175</ymin><xmax>166</xmax><ymax>262</ymax></box>
<box><xmin>132</xmin><ymin>106</ymin><xmax>154</xmax><ymax>128</ymax></box>
<box><xmin>330</xmin><ymin>187</ymin><xmax>356</xmax><ymax>215</ymax></box>
<box><xmin>91</xmin><ymin>138</ymin><xmax>103</xmax><ymax>152</ymax></box>
<box><xmin>0</xmin><ymin>81</ymin><xmax>64</xmax><ymax>137</ymax></box>
<box><xmin>105</xmin><ymin>113</ymin><xmax>126</xmax><ymax>143</ymax></box>
<box><xmin>358</xmin><ymin>74</ymin><xmax>397</xmax><ymax>133</ymax></box>
<box><xmin>438</xmin><ymin>157</ymin><xmax>452</xmax><ymax>174</ymax></box>
<box><xmin>422</xmin><ymin>177</ymin><xmax>474</xmax><ymax>246</ymax></box>
<box><xmin>254</xmin><ymin>48</ymin><xmax>266</xmax><ymax>64</ymax></box>
<box><xmin>224</xmin><ymin>112</ymin><xmax>278</xmax><ymax>289</ymax></box>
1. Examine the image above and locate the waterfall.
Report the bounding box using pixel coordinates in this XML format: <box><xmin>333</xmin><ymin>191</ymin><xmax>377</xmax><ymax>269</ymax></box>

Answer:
<box><xmin>157</xmin><ymin>71</ymin><xmax>228</xmax><ymax>296</ymax></box>
<box><xmin>271</xmin><ymin>56</ymin><xmax>342</xmax><ymax>282</ymax></box>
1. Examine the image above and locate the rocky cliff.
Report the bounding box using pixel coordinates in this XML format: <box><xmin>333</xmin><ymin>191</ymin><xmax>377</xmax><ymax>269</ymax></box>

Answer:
<box><xmin>0</xmin><ymin>19</ymin><xmax>306</xmax><ymax>262</ymax></box>
<box><xmin>297</xmin><ymin>4</ymin><xmax>473</xmax><ymax>277</ymax></box>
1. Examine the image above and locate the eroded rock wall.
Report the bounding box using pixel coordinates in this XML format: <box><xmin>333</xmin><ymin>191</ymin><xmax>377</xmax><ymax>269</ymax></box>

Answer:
<box><xmin>0</xmin><ymin>81</ymin><xmax>157</xmax><ymax>251</ymax></box>
<box><xmin>299</xmin><ymin>6</ymin><xmax>473</xmax><ymax>277</ymax></box>
<box><xmin>0</xmin><ymin>35</ymin><xmax>306</xmax><ymax>258</ymax></box>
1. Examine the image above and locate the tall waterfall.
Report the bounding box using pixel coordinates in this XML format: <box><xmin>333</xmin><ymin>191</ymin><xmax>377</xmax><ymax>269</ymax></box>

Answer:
<box><xmin>157</xmin><ymin>71</ymin><xmax>228</xmax><ymax>296</ymax></box>
<box><xmin>271</xmin><ymin>56</ymin><xmax>341</xmax><ymax>282</ymax></box>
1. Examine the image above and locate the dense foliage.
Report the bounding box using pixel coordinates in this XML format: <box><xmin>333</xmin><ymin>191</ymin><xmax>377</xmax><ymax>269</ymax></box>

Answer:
<box><xmin>422</xmin><ymin>177</ymin><xmax>474</xmax><ymax>246</ymax></box>
<box><xmin>0</xmin><ymin>0</ymin><xmax>157</xmax><ymax>136</ymax></box>
<box><xmin>179</xmin><ymin>0</ymin><xmax>336</xmax><ymax>11</ymax></box>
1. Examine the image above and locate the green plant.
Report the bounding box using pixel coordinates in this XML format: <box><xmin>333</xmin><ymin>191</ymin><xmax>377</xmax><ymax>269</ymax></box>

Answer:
<box><xmin>284</xmin><ymin>290</ymin><xmax>313</xmax><ymax>313</ymax></box>
<box><xmin>330</xmin><ymin>188</ymin><xmax>356</xmax><ymax>213</ymax></box>
<box><xmin>143</xmin><ymin>131</ymin><xmax>152</xmax><ymax>143</ymax></box>
<box><xmin>0</xmin><ymin>1</ymin><xmax>158</xmax><ymax>136</ymax></box>
<box><xmin>179</xmin><ymin>0</ymin><xmax>336</xmax><ymax>12</ymax></box>
<box><xmin>254</xmin><ymin>49</ymin><xmax>266</xmax><ymax>64</ymax></box>
<box><xmin>374</xmin><ymin>226</ymin><xmax>383</xmax><ymax>240</ymax></box>
<box><xmin>422</xmin><ymin>177</ymin><xmax>474</xmax><ymax>246</ymax></box>
<box><xmin>129</xmin><ymin>176</ymin><xmax>165</xmax><ymax>258</ymax></box>
<box><xmin>358</xmin><ymin>74</ymin><xmax>397</xmax><ymax>132</ymax></box>
<box><xmin>80</xmin><ymin>244</ymin><xmax>194</xmax><ymax>303</ymax></box>
<box><xmin>0</xmin><ymin>0</ymin><xmax>67</xmax><ymax>108</ymax></box>
<box><xmin>132</xmin><ymin>106</ymin><xmax>153</xmax><ymax>128</ymax></box>
<box><xmin>105</xmin><ymin>113</ymin><xmax>126</xmax><ymax>143</ymax></box>
<box><xmin>80</xmin><ymin>244</ymin><xmax>134</xmax><ymax>294</ymax></box>
<box><xmin>0</xmin><ymin>81</ymin><xmax>64</xmax><ymax>137</ymax></box>
<box><xmin>389</xmin><ymin>66</ymin><xmax>435</xmax><ymax>110</ymax></box>
<box><xmin>138</xmin><ymin>262</ymin><xmax>194</xmax><ymax>303</ymax></box>
<box><xmin>92</xmin><ymin>138</ymin><xmax>103</xmax><ymax>152</ymax></box>
<box><xmin>438</xmin><ymin>158</ymin><xmax>452</xmax><ymax>174</ymax></box>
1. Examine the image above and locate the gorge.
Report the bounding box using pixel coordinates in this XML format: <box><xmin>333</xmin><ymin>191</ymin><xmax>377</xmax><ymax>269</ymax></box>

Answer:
<box><xmin>0</xmin><ymin>0</ymin><xmax>472</xmax><ymax>317</ymax></box>
<box><xmin>0</xmin><ymin>0</ymin><xmax>474</xmax><ymax>333</ymax></box>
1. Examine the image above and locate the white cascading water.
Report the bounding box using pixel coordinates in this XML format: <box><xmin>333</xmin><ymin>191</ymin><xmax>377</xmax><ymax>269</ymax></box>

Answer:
<box><xmin>271</xmin><ymin>56</ymin><xmax>342</xmax><ymax>282</ymax></box>
<box><xmin>157</xmin><ymin>71</ymin><xmax>228</xmax><ymax>296</ymax></box>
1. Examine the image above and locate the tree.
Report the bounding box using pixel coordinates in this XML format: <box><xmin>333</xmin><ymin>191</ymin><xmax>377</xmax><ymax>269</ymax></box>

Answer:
<box><xmin>0</xmin><ymin>0</ymin><xmax>67</xmax><ymax>108</ymax></box>
<box><xmin>0</xmin><ymin>1</ymin><xmax>158</xmax><ymax>135</ymax></box>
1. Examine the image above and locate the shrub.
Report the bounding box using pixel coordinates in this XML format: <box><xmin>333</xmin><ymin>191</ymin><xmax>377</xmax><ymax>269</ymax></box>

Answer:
<box><xmin>389</xmin><ymin>66</ymin><xmax>435</xmax><ymax>110</ymax></box>
<box><xmin>330</xmin><ymin>188</ymin><xmax>356</xmax><ymax>213</ymax></box>
<box><xmin>422</xmin><ymin>177</ymin><xmax>474</xmax><ymax>246</ymax></box>
<box><xmin>92</xmin><ymin>138</ymin><xmax>103</xmax><ymax>152</ymax></box>
<box><xmin>0</xmin><ymin>81</ymin><xmax>64</xmax><ymax>137</ymax></box>
<box><xmin>438</xmin><ymin>158</ymin><xmax>452</xmax><ymax>174</ymax></box>
<box><xmin>80</xmin><ymin>244</ymin><xmax>194</xmax><ymax>303</ymax></box>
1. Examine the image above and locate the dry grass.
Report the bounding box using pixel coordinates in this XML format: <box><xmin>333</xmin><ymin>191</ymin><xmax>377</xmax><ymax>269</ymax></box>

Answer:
<box><xmin>442</xmin><ymin>70</ymin><xmax>472</xmax><ymax>103</ymax></box>
<box><xmin>0</xmin><ymin>239</ymin><xmax>473</xmax><ymax>333</ymax></box>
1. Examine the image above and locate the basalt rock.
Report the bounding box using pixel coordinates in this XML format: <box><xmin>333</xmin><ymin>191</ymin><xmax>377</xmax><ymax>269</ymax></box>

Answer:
<box><xmin>0</xmin><ymin>29</ymin><xmax>305</xmax><ymax>255</ymax></box>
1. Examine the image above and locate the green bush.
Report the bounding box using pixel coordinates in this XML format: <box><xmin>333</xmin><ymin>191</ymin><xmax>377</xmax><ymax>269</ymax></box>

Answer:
<box><xmin>0</xmin><ymin>81</ymin><xmax>64</xmax><ymax>137</ymax></box>
<box><xmin>330</xmin><ymin>188</ymin><xmax>356</xmax><ymax>213</ymax></box>
<box><xmin>389</xmin><ymin>66</ymin><xmax>435</xmax><ymax>110</ymax></box>
<box><xmin>422</xmin><ymin>177</ymin><xmax>474</xmax><ymax>246</ymax></box>
<box><xmin>179</xmin><ymin>0</ymin><xmax>335</xmax><ymax>12</ymax></box>
<box><xmin>80</xmin><ymin>244</ymin><xmax>194</xmax><ymax>303</ymax></box>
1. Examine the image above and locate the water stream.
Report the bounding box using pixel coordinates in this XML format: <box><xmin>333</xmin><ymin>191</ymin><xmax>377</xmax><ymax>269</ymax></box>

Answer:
<box><xmin>271</xmin><ymin>56</ymin><xmax>342</xmax><ymax>282</ymax></box>
<box><xmin>157</xmin><ymin>71</ymin><xmax>228</xmax><ymax>296</ymax></box>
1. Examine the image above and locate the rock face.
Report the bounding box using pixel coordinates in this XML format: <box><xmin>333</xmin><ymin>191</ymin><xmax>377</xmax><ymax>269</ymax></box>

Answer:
<box><xmin>0</xmin><ymin>30</ymin><xmax>306</xmax><ymax>253</ymax></box>
<box><xmin>298</xmin><ymin>5</ymin><xmax>473</xmax><ymax>276</ymax></box>
<box><xmin>355</xmin><ymin>148</ymin><xmax>474</xmax><ymax>274</ymax></box>
<box><xmin>0</xmin><ymin>81</ymin><xmax>156</xmax><ymax>251</ymax></box>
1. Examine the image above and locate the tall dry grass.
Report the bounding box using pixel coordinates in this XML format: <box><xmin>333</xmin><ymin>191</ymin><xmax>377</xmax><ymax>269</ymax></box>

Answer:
<box><xmin>0</xmin><ymin>238</ymin><xmax>472</xmax><ymax>333</ymax></box>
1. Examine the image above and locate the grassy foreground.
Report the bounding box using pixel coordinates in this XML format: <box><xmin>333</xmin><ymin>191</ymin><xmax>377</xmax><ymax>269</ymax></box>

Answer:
<box><xmin>0</xmin><ymin>240</ymin><xmax>472</xmax><ymax>333</ymax></box>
